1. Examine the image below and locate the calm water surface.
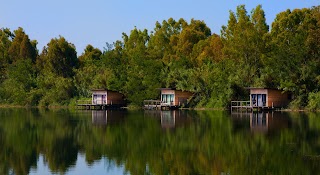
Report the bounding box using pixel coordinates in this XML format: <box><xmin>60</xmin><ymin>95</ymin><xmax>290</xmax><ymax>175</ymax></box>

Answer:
<box><xmin>0</xmin><ymin>108</ymin><xmax>320</xmax><ymax>175</ymax></box>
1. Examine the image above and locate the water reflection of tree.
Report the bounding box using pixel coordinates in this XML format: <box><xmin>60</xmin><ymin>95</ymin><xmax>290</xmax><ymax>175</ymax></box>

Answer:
<box><xmin>0</xmin><ymin>108</ymin><xmax>79</xmax><ymax>174</ymax></box>
<box><xmin>0</xmin><ymin>109</ymin><xmax>320</xmax><ymax>174</ymax></box>
<box><xmin>37</xmin><ymin>109</ymin><xmax>79</xmax><ymax>173</ymax></box>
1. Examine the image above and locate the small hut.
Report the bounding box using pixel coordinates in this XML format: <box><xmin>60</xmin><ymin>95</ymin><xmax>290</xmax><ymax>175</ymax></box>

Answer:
<box><xmin>91</xmin><ymin>89</ymin><xmax>125</xmax><ymax>106</ymax></box>
<box><xmin>160</xmin><ymin>88</ymin><xmax>193</xmax><ymax>107</ymax></box>
<box><xmin>248</xmin><ymin>87</ymin><xmax>292</xmax><ymax>108</ymax></box>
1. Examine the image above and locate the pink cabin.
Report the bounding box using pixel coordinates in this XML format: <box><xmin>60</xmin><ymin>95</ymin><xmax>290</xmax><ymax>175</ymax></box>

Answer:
<box><xmin>91</xmin><ymin>89</ymin><xmax>125</xmax><ymax>106</ymax></box>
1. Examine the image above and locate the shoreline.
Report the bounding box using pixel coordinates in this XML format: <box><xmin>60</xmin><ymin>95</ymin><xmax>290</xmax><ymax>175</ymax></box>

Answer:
<box><xmin>0</xmin><ymin>104</ymin><xmax>72</xmax><ymax>109</ymax></box>
<box><xmin>0</xmin><ymin>104</ymin><xmax>315</xmax><ymax>112</ymax></box>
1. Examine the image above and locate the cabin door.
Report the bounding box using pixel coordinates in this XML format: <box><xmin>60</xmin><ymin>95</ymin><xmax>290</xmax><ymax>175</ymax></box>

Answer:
<box><xmin>256</xmin><ymin>94</ymin><xmax>266</xmax><ymax>107</ymax></box>
<box><xmin>96</xmin><ymin>95</ymin><xmax>102</xmax><ymax>104</ymax></box>
<box><xmin>102</xmin><ymin>95</ymin><xmax>106</xmax><ymax>104</ymax></box>
<box><xmin>251</xmin><ymin>94</ymin><xmax>257</xmax><ymax>106</ymax></box>
<box><xmin>257</xmin><ymin>95</ymin><xmax>262</xmax><ymax>107</ymax></box>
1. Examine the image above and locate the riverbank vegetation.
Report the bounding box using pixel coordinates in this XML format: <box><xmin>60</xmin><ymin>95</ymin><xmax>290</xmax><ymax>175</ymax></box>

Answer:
<box><xmin>1</xmin><ymin>5</ymin><xmax>320</xmax><ymax>109</ymax></box>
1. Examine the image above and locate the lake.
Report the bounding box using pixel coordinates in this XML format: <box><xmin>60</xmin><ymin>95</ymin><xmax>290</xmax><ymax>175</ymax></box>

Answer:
<box><xmin>0</xmin><ymin>108</ymin><xmax>319</xmax><ymax>175</ymax></box>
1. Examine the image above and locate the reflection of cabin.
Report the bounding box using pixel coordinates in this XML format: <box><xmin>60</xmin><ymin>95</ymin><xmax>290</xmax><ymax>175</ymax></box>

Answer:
<box><xmin>77</xmin><ymin>89</ymin><xmax>125</xmax><ymax>109</ymax></box>
<box><xmin>250</xmin><ymin>112</ymin><xmax>290</xmax><ymax>134</ymax></box>
<box><xmin>144</xmin><ymin>110</ymin><xmax>192</xmax><ymax>129</ymax></box>
<box><xmin>91</xmin><ymin>110</ymin><xmax>126</xmax><ymax>125</ymax></box>
<box><xmin>231</xmin><ymin>112</ymin><xmax>291</xmax><ymax>134</ymax></box>
<box><xmin>161</xmin><ymin>111</ymin><xmax>176</xmax><ymax>128</ymax></box>
<box><xmin>250</xmin><ymin>112</ymin><xmax>268</xmax><ymax>133</ymax></box>
<box><xmin>231</xmin><ymin>87</ymin><xmax>292</xmax><ymax>111</ymax></box>
<box><xmin>144</xmin><ymin>88</ymin><xmax>193</xmax><ymax>110</ymax></box>
<box><xmin>92</xmin><ymin>110</ymin><xmax>107</xmax><ymax>125</ymax></box>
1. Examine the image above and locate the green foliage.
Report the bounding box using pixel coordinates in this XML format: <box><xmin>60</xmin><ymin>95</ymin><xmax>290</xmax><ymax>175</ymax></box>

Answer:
<box><xmin>2</xmin><ymin>5</ymin><xmax>320</xmax><ymax>108</ymax></box>
<box><xmin>221</xmin><ymin>5</ymin><xmax>269</xmax><ymax>87</ymax></box>
<box><xmin>37</xmin><ymin>73</ymin><xmax>75</xmax><ymax>106</ymax></box>
<box><xmin>0</xmin><ymin>58</ymin><xmax>37</xmax><ymax>105</ymax></box>
<box><xmin>0</xmin><ymin>28</ymin><xmax>12</xmax><ymax>83</ymax></box>
<box><xmin>38</xmin><ymin>36</ymin><xmax>78</xmax><ymax>78</ymax></box>
<box><xmin>8</xmin><ymin>27</ymin><xmax>37</xmax><ymax>63</ymax></box>
<box><xmin>307</xmin><ymin>92</ymin><xmax>320</xmax><ymax>110</ymax></box>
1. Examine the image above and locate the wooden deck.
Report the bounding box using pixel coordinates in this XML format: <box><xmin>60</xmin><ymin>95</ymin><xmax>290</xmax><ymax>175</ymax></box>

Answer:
<box><xmin>231</xmin><ymin>101</ymin><xmax>275</xmax><ymax>111</ymax></box>
<box><xmin>77</xmin><ymin>100</ymin><xmax>124</xmax><ymax>110</ymax></box>
<box><xmin>231</xmin><ymin>101</ymin><xmax>252</xmax><ymax>111</ymax></box>
<box><xmin>143</xmin><ymin>100</ymin><xmax>179</xmax><ymax>110</ymax></box>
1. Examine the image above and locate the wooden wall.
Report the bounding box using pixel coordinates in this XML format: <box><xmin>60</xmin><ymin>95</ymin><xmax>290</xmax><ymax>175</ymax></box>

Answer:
<box><xmin>107</xmin><ymin>91</ymin><xmax>125</xmax><ymax>105</ymax></box>
<box><xmin>249</xmin><ymin>88</ymin><xmax>290</xmax><ymax>108</ymax></box>
<box><xmin>267</xmin><ymin>89</ymin><xmax>290</xmax><ymax>107</ymax></box>
<box><xmin>174</xmin><ymin>90</ymin><xmax>193</xmax><ymax>106</ymax></box>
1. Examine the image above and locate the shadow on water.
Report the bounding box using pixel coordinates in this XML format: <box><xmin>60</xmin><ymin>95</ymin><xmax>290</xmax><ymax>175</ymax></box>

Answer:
<box><xmin>0</xmin><ymin>108</ymin><xmax>320</xmax><ymax>174</ymax></box>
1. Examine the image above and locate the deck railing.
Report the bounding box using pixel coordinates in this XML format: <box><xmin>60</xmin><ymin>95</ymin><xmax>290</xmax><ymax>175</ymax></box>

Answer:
<box><xmin>77</xmin><ymin>100</ymin><xmax>114</xmax><ymax>105</ymax></box>
<box><xmin>160</xmin><ymin>101</ymin><xmax>174</xmax><ymax>106</ymax></box>
<box><xmin>231</xmin><ymin>101</ymin><xmax>251</xmax><ymax>108</ymax></box>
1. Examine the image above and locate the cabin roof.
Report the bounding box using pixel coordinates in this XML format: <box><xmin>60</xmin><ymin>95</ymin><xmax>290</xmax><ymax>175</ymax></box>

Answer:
<box><xmin>91</xmin><ymin>89</ymin><xmax>122</xmax><ymax>93</ymax></box>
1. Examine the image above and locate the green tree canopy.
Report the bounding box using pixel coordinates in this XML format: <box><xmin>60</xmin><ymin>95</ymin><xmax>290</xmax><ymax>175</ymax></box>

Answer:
<box><xmin>38</xmin><ymin>36</ymin><xmax>78</xmax><ymax>78</ymax></box>
<box><xmin>8</xmin><ymin>27</ymin><xmax>37</xmax><ymax>63</ymax></box>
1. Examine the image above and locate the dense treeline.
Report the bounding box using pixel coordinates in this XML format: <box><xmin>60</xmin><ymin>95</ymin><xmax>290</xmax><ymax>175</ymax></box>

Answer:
<box><xmin>1</xmin><ymin>5</ymin><xmax>320</xmax><ymax>109</ymax></box>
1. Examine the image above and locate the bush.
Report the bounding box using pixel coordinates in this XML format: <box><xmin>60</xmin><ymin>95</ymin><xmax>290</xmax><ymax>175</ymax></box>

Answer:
<box><xmin>307</xmin><ymin>92</ymin><xmax>320</xmax><ymax>110</ymax></box>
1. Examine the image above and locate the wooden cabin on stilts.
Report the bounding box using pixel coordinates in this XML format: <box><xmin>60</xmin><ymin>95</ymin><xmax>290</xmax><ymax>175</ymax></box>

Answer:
<box><xmin>144</xmin><ymin>88</ymin><xmax>193</xmax><ymax>110</ymax></box>
<box><xmin>231</xmin><ymin>87</ymin><xmax>292</xmax><ymax>111</ymax></box>
<box><xmin>77</xmin><ymin>89</ymin><xmax>126</xmax><ymax>110</ymax></box>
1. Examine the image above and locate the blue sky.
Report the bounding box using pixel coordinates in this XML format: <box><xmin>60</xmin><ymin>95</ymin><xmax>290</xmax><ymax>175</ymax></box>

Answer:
<box><xmin>0</xmin><ymin>0</ymin><xmax>319</xmax><ymax>55</ymax></box>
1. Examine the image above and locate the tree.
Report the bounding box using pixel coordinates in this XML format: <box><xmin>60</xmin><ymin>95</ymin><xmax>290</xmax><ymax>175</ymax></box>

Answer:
<box><xmin>0</xmin><ymin>58</ymin><xmax>37</xmax><ymax>105</ymax></box>
<box><xmin>175</xmin><ymin>19</ymin><xmax>211</xmax><ymax>58</ymax></box>
<box><xmin>74</xmin><ymin>45</ymin><xmax>102</xmax><ymax>97</ymax></box>
<box><xmin>221</xmin><ymin>5</ymin><xmax>269</xmax><ymax>87</ymax></box>
<box><xmin>0</xmin><ymin>28</ymin><xmax>13</xmax><ymax>83</ymax></box>
<box><xmin>78</xmin><ymin>44</ymin><xmax>102</xmax><ymax>67</ymax></box>
<box><xmin>266</xmin><ymin>8</ymin><xmax>319</xmax><ymax>107</ymax></box>
<box><xmin>190</xmin><ymin>34</ymin><xmax>224</xmax><ymax>66</ymax></box>
<box><xmin>8</xmin><ymin>27</ymin><xmax>37</xmax><ymax>63</ymax></box>
<box><xmin>38</xmin><ymin>36</ymin><xmax>78</xmax><ymax>78</ymax></box>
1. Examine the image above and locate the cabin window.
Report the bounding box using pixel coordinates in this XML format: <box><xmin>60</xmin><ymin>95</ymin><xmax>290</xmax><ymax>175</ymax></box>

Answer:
<box><xmin>93</xmin><ymin>95</ymin><xmax>97</xmax><ymax>104</ymax></box>
<box><xmin>92</xmin><ymin>94</ymin><xmax>107</xmax><ymax>104</ymax></box>
<box><xmin>251</xmin><ymin>94</ymin><xmax>257</xmax><ymax>106</ymax></box>
<box><xmin>262</xmin><ymin>94</ymin><xmax>266</xmax><ymax>106</ymax></box>
<box><xmin>102</xmin><ymin>95</ymin><xmax>106</xmax><ymax>104</ymax></box>
<box><xmin>251</xmin><ymin>94</ymin><xmax>266</xmax><ymax>107</ymax></box>
<box><xmin>162</xmin><ymin>94</ymin><xmax>174</xmax><ymax>104</ymax></box>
